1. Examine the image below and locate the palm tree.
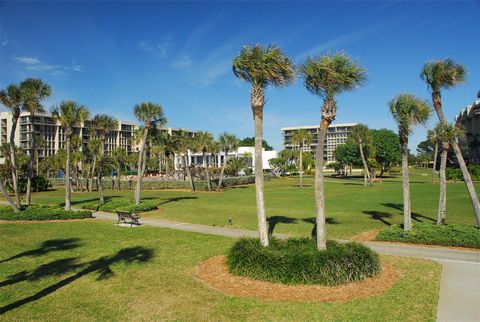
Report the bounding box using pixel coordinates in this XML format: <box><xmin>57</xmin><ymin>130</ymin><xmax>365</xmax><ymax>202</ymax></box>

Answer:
<box><xmin>233</xmin><ymin>44</ymin><xmax>295</xmax><ymax>247</ymax></box>
<box><xmin>20</xmin><ymin>78</ymin><xmax>51</xmax><ymax>206</ymax></box>
<box><xmin>351</xmin><ymin>124</ymin><xmax>372</xmax><ymax>186</ymax></box>
<box><xmin>51</xmin><ymin>101</ymin><xmax>89</xmax><ymax>210</ymax></box>
<box><xmin>0</xmin><ymin>84</ymin><xmax>23</xmax><ymax>207</ymax></box>
<box><xmin>133</xmin><ymin>102</ymin><xmax>167</xmax><ymax>205</ymax></box>
<box><xmin>92</xmin><ymin>114</ymin><xmax>118</xmax><ymax>205</ymax></box>
<box><xmin>299</xmin><ymin>53</ymin><xmax>367</xmax><ymax>250</ymax></box>
<box><xmin>175</xmin><ymin>130</ymin><xmax>196</xmax><ymax>191</ymax></box>
<box><xmin>389</xmin><ymin>94</ymin><xmax>431</xmax><ymax>231</ymax></box>
<box><xmin>195</xmin><ymin>131</ymin><xmax>214</xmax><ymax>191</ymax></box>
<box><xmin>112</xmin><ymin>147</ymin><xmax>127</xmax><ymax>191</ymax></box>
<box><xmin>217</xmin><ymin>132</ymin><xmax>240</xmax><ymax>191</ymax></box>
<box><xmin>292</xmin><ymin>129</ymin><xmax>313</xmax><ymax>188</ymax></box>
<box><xmin>86</xmin><ymin>138</ymin><xmax>101</xmax><ymax>192</ymax></box>
<box><xmin>427</xmin><ymin>129</ymin><xmax>439</xmax><ymax>184</ymax></box>
<box><xmin>421</xmin><ymin>59</ymin><xmax>480</xmax><ymax>225</ymax></box>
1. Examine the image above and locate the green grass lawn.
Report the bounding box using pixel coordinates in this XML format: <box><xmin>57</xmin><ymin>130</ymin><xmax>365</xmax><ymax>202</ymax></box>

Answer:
<box><xmin>10</xmin><ymin>168</ymin><xmax>478</xmax><ymax>240</ymax></box>
<box><xmin>0</xmin><ymin>221</ymin><xmax>441</xmax><ymax>321</ymax></box>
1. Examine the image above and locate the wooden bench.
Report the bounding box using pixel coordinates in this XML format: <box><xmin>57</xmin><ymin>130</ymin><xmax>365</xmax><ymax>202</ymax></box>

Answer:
<box><xmin>116</xmin><ymin>210</ymin><xmax>141</xmax><ymax>227</ymax></box>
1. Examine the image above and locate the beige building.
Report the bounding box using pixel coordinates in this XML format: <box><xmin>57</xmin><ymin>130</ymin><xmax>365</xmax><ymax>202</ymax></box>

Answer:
<box><xmin>282</xmin><ymin>123</ymin><xmax>357</xmax><ymax>163</ymax></box>
<box><xmin>455</xmin><ymin>91</ymin><xmax>480</xmax><ymax>163</ymax></box>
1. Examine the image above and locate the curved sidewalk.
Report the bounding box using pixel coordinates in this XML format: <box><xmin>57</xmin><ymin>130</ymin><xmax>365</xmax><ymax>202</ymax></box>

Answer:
<box><xmin>95</xmin><ymin>211</ymin><xmax>479</xmax><ymax>321</ymax></box>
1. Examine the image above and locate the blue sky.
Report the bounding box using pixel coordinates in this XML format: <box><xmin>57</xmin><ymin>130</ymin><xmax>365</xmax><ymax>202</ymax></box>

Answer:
<box><xmin>1</xmin><ymin>0</ymin><xmax>479</xmax><ymax>151</ymax></box>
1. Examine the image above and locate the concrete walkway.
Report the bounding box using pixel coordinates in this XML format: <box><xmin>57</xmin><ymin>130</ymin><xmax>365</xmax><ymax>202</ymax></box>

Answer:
<box><xmin>94</xmin><ymin>211</ymin><xmax>480</xmax><ymax>322</ymax></box>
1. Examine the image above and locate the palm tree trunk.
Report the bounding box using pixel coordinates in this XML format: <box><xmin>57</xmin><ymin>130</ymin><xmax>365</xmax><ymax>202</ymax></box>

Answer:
<box><xmin>299</xmin><ymin>149</ymin><xmax>303</xmax><ymax>188</ymax></box>
<box><xmin>315</xmin><ymin>117</ymin><xmax>328</xmax><ymax>250</ymax></box>
<box><xmin>217</xmin><ymin>150</ymin><xmax>228</xmax><ymax>192</ymax></box>
<box><xmin>437</xmin><ymin>146</ymin><xmax>448</xmax><ymax>225</ymax></box>
<box><xmin>9</xmin><ymin>114</ymin><xmax>21</xmax><ymax>207</ymax></box>
<box><xmin>401</xmin><ymin>141</ymin><xmax>412</xmax><ymax>231</ymax></box>
<box><xmin>432</xmin><ymin>142</ymin><xmax>438</xmax><ymax>184</ymax></box>
<box><xmin>65</xmin><ymin>135</ymin><xmax>72</xmax><ymax>210</ymax></box>
<box><xmin>0</xmin><ymin>179</ymin><xmax>19</xmax><ymax>212</ymax></box>
<box><xmin>252</xmin><ymin>103</ymin><xmax>269</xmax><ymax>247</ymax></box>
<box><xmin>98</xmin><ymin>143</ymin><xmax>105</xmax><ymax>205</ymax></box>
<box><xmin>89</xmin><ymin>156</ymin><xmax>96</xmax><ymax>192</ymax></box>
<box><xmin>26</xmin><ymin>113</ymin><xmax>36</xmax><ymax>206</ymax></box>
<box><xmin>202</xmin><ymin>152</ymin><xmax>211</xmax><ymax>191</ymax></box>
<box><xmin>432</xmin><ymin>92</ymin><xmax>480</xmax><ymax>225</ymax></box>
<box><xmin>184</xmin><ymin>154</ymin><xmax>195</xmax><ymax>191</ymax></box>
<box><xmin>117</xmin><ymin>164</ymin><xmax>121</xmax><ymax>191</ymax></box>
<box><xmin>359</xmin><ymin>142</ymin><xmax>370</xmax><ymax>186</ymax></box>
<box><xmin>134</xmin><ymin>127</ymin><xmax>149</xmax><ymax>205</ymax></box>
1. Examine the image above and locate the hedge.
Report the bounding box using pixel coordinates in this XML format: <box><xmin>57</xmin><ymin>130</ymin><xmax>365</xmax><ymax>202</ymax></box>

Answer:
<box><xmin>376</xmin><ymin>223</ymin><xmax>480</xmax><ymax>248</ymax></box>
<box><xmin>81</xmin><ymin>200</ymin><xmax>158</xmax><ymax>213</ymax></box>
<box><xmin>0</xmin><ymin>205</ymin><xmax>93</xmax><ymax>221</ymax></box>
<box><xmin>227</xmin><ymin>238</ymin><xmax>381</xmax><ymax>285</ymax></box>
<box><xmin>446</xmin><ymin>165</ymin><xmax>480</xmax><ymax>181</ymax></box>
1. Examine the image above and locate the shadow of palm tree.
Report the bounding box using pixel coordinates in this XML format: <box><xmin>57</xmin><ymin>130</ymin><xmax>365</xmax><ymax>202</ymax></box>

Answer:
<box><xmin>362</xmin><ymin>211</ymin><xmax>392</xmax><ymax>226</ymax></box>
<box><xmin>302</xmin><ymin>217</ymin><xmax>340</xmax><ymax>239</ymax></box>
<box><xmin>0</xmin><ymin>238</ymin><xmax>83</xmax><ymax>264</ymax></box>
<box><xmin>381</xmin><ymin>203</ymin><xmax>435</xmax><ymax>222</ymax></box>
<box><xmin>267</xmin><ymin>216</ymin><xmax>297</xmax><ymax>235</ymax></box>
<box><xmin>68</xmin><ymin>196</ymin><xmax>122</xmax><ymax>207</ymax></box>
<box><xmin>0</xmin><ymin>246</ymin><xmax>154</xmax><ymax>314</ymax></box>
<box><xmin>160</xmin><ymin>196</ymin><xmax>198</xmax><ymax>205</ymax></box>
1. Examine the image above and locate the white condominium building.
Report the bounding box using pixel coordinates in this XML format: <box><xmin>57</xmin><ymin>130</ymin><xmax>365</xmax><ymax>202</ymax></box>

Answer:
<box><xmin>282</xmin><ymin>123</ymin><xmax>357</xmax><ymax>163</ymax></box>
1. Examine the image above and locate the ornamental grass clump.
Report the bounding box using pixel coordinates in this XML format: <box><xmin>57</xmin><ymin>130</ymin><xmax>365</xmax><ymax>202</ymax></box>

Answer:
<box><xmin>227</xmin><ymin>238</ymin><xmax>381</xmax><ymax>285</ymax></box>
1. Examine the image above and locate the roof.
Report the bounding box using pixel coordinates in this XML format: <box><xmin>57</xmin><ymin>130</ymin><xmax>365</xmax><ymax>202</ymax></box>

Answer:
<box><xmin>281</xmin><ymin>123</ymin><xmax>358</xmax><ymax>131</ymax></box>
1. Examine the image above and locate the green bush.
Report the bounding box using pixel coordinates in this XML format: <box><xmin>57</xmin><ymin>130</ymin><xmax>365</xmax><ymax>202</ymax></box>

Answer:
<box><xmin>12</xmin><ymin>176</ymin><xmax>52</xmax><ymax>193</ymax></box>
<box><xmin>446</xmin><ymin>165</ymin><xmax>480</xmax><ymax>181</ymax></box>
<box><xmin>376</xmin><ymin>223</ymin><xmax>480</xmax><ymax>248</ymax></box>
<box><xmin>227</xmin><ymin>238</ymin><xmax>381</xmax><ymax>285</ymax></box>
<box><xmin>0</xmin><ymin>205</ymin><xmax>92</xmax><ymax>221</ymax></box>
<box><xmin>81</xmin><ymin>199</ymin><xmax>158</xmax><ymax>213</ymax></box>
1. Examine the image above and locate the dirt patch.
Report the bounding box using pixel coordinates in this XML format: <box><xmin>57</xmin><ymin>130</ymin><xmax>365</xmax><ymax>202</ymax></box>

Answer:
<box><xmin>351</xmin><ymin>229</ymin><xmax>380</xmax><ymax>241</ymax></box>
<box><xmin>196</xmin><ymin>256</ymin><xmax>401</xmax><ymax>302</ymax></box>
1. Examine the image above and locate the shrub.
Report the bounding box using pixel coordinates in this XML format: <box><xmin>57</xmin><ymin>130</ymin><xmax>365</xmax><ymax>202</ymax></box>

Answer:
<box><xmin>446</xmin><ymin>165</ymin><xmax>480</xmax><ymax>181</ymax></box>
<box><xmin>12</xmin><ymin>176</ymin><xmax>52</xmax><ymax>193</ymax></box>
<box><xmin>227</xmin><ymin>238</ymin><xmax>381</xmax><ymax>285</ymax></box>
<box><xmin>0</xmin><ymin>205</ymin><xmax>92</xmax><ymax>221</ymax></box>
<box><xmin>376</xmin><ymin>223</ymin><xmax>480</xmax><ymax>248</ymax></box>
<box><xmin>81</xmin><ymin>199</ymin><xmax>158</xmax><ymax>213</ymax></box>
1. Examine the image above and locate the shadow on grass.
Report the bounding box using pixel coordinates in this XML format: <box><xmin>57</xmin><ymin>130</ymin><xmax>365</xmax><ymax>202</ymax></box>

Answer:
<box><xmin>0</xmin><ymin>246</ymin><xmax>154</xmax><ymax>314</ymax></box>
<box><xmin>0</xmin><ymin>238</ymin><xmax>83</xmax><ymax>264</ymax></box>
<box><xmin>381</xmin><ymin>203</ymin><xmax>435</xmax><ymax>222</ymax></box>
<box><xmin>160</xmin><ymin>196</ymin><xmax>198</xmax><ymax>205</ymax></box>
<box><xmin>302</xmin><ymin>217</ymin><xmax>340</xmax><ymax>239</ymax></box>
<box><xmin>267</xmin><ymin>216</ymin><xmax>297</xmax><ymax>235</ymax></box>
<box><xmin>362</xmin><ymin>211</ymin><xmax>392</xmax><ymax>226</ymax></box>
<box><xmin>68</xmin><ymin>196</ymin><xmax>123</xmax><ymax>207</ymax></box>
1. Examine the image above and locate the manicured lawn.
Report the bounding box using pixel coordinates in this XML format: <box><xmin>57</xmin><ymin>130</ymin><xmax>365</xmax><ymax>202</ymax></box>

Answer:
<box><xmin>0</xmin><ymin>221</ymin><xmax>440</xmax><ymax>321</ymax></box>
<box><xmin>9</xmin><ymin>168</ymin><xmax>478</xmax><ymax>240</ymax></box>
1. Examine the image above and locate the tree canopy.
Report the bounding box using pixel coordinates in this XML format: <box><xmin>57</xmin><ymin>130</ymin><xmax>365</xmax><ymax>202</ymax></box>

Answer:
<box><xmin>239</xmin><ymin>137</ymin><xmax>274</xmax><ymax>151</ymax></box>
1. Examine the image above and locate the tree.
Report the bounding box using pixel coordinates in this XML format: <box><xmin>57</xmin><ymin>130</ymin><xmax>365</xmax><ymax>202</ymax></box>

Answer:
<box><xmin>195</xmin><ymin>131</ymin><xmax>214</xmax><ymax>191</ymax></box>
<box><xmin>233</xmin><ymin>44</ymin><xmax>295</xmax><ymax>247</ymax></box>
<box><xmin>421</xmin><ymin>59</ymin><xmax>480</xmax><ymax>226</ymax></box>
<box><xmin>51</xmin><ymin>101</ymin><xmax>89</xmax><ymax>210</ymax></box>
<box><xmin>0</xmin><ymin>84</ymin><xmax>23</xmax><ymax>207</ymax></box>
<box><xmin>299</xmin><ymin>52</ymin><xmax>367</xmax><ymax>250</ymax></box>
<box><xmin>92</xmin><ymin>114</ymin><xmax>118</xmax><ymax>205</ymax></box>
<box><xmin>333</xmin><ymin>140</ymin><xmax>362</xmax><ymax>175</ymax></box>
<box><xmin>371</xmin><ymin>129</ymin><xmax>401</xmax><ymax>177</ymax></box>
<box><xmin>291</xmin><ymin>129</ymin><xmax>313</xmax><ymax>188</ymax></box>
<box><xmin>239</xmin><ymin>137</ymin><xmax>274</xmax><ymax>151</ymax></box>
<box><xmin>389</xmin><ymin>94</ymin><xmax>431</xmax><ymax>231</ymax></box>
<box><xmin>20</xmin><ymin>78</ymin><xmax>51</xmax><ymax>206</ymax></box>
<box><xmin>112</xmin><ymin>147</ymin><xmax>127</xmax><ymax>191</ymax></box>
<box><xmin>133</xmin><ymin>102</ymin><xmax>167</xmax><ymax>204</ymax></box>
<box><xmin>175</xmin><ymin>130</ymin><xmax>196</xmax><ymax>191</ymax></box>
<box><xmin>351</xmin><ymin>124</ymin><xmax>372</xmax><ymax>186</ymax></box>
<box><xmin>225</xmin><ymin>156</ymin><xmax>247</xmax><ymax>176</ymax></box>
<box><xmin>427</xmin><ymin>129</ymin><xmax>439</xmax><ymax>183</ymax></box>
<box><xmin>217</xmin><ymin>132</ymin><xmax>239</xmax><ymax>191</ymax></box>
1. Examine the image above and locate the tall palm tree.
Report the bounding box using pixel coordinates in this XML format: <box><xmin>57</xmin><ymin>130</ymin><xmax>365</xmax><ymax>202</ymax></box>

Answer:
<box><xmin>175</xmin><ymin>130</ymin><xmax>196</xmax><ymax>191</ymax></box>
<box><xmin>112</xmin><ymin>147</ymin><xmax>127</xmax><ymax>191</ymax></box>
<box><xmin>427</xmin><ymin>129</ymin><xmax>439</xmax><ymax>184</ymax></box>
<box><xmin>389</xmin><ymin>94</ymin><xmax>431</xmax><ymax>231</ymax></box>
<box><xmin>195</xmin><ymin>131</ymin><xmax>214</xmax><ymax>191</ymax></box>
<box><xmin>217</xmin><ymin>132</ymin><xmax>239</xmax><ymax>191</ymax></box>
<box><xmin>233</xmin><ymin>44</ymin><xmax>295</xmax><ymax>247</ymax></box>
<box><xmin>292</xmin><ymin>129</ymin><xmax>313</xmax><ymax>188</ymax></box>
<box><xmin>133</xmin><ymin>102</ymin><xmax>167</xmax><ymax>205</ymax></box>
<box><xmin>20</xmin><ymin>78</ymin><xmax>51</xmax><ymax>206</ymax></box>
<box><xmin>421</xmin><ymin>59</ymin><xmax>480</xmax><ymax>225</ymax></box>
<box><xmin>351</xmin><ymin>124</ymin><xmax>372</xmax><ymax>186</ymax></box>
<box><xmin>0</xmin><ymin>84</ymin><xmax>23</xmax><ymax>207</ymax></box>
<box><xmin>86</xmin><ymin>138</ymin><xmax>101</xmax><ymax>192</ymax></box>
<box><xmin>51</xmin><ymin>101</ymin><xmax>89</xmax><ymax>210</ymax></box>
<box><xmin>299</xmin><ymin>53</ymin><xmax>367</xmax><ymax>250</ymax></box>
<box><xmin>92</xmin><ymin>114</ymin><xmax>118</xmax><ymax>205</ymax></box>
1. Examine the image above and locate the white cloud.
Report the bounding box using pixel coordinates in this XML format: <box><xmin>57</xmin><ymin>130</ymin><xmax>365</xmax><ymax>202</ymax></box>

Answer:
<box><xmin>139</xmin><ymin>40</ymin><xmax>169</xmax><ymax>58</ymax></box>
<box><xmin>172</xmin><ymin>54</ymin><xmax>193</xmax><ymax>69</ymax></box>
<box><xmin>13</xmin><ymin>56</ymin><xmax>84</xmax><ymax>75</ymax></box>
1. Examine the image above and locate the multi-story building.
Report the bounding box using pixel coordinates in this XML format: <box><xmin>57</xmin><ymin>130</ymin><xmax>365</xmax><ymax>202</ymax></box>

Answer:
<box><xmin>0</xmin><ymin>111</ymin><xmax>137</xmax><ymax>162</ymax></box>
<box><xmin>282</xmin><ymin>123</ymin><xmax>357</xmax><ymax>163</ymax></box>
<box><xmin>455</xmin><ymin>91</ymin><xmax>480</xmax><ymax>163</ymax></box>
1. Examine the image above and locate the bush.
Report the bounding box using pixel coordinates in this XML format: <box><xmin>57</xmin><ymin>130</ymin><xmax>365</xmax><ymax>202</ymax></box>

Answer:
<box><xmin>0</xmin><ymin>205</ymin><xmax>92</xmax><ymax>221</ymax></box>
<box><xmin>81</xmin><ymin>199</ymin><xmax>158</xmax><ymax>213</ymax></box>
<box><xmin>12</xmin><ymin>176</ymin><xmax>52</xmax><ymax>193</ymax></box>
<box><xmin>446</xmin><ymin>165</ymin><xmax>480</xmax><ymax>181</ymax></box>
<box><xmin>376</xmin><ymin>223</ymin><xmax>480</xmax><ymax>248</ymax></box>
<box><xmin>227</xmin><ymin>238</ymin><xmax>381</xmax><ymax>285</ymax></box>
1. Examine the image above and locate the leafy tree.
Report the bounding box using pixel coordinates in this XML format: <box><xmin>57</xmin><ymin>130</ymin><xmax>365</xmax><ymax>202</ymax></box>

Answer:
<box><xmin>299</xmin><ymin>52</ymin><xmax>367</xmax><ymax>250</ymax></box>
<box><xmin>351</xmin><ymin>124</ymin><xmax>372</xmax><ymax>186</ymax></box>
<box><xmin>218</xmin><ymin>132</ymin><xmax>239</xmax><ymax>191</ymax></box>
<box><xmin>239</xmin><ymin>137</ymin><xmax>274</xmax><ymax>151</ymax></box>
<box><xmin>233</xmin><ymin>44</ymin><xmax>295</xmax><ymax>247</ymax></box>
<box><xmin>421</xmin><ymin>59</ymin><xmax>480</xmax><ymax>226</ymax></box>
<box><xmin>371</xmin><ymin>129</ymin><xmax>401</xmax><ymax>177</ymax></box>
<box><xmin>51</xmin><ymin>101</ymin><xmax>89</xmax><ymax>210</ymax></box>
<box><xmin>133</xmin><ymin>102</ymin><xmax>167</xmax><ymax>204</ymax></box>
<box><xmin>333</xmin><ymin>140</ymin><xmax>362</xmax><ymax>174</ymax></box>
<box><xmin>292</xmin><ymin>129</ymin><xmax>313</xmax><ymax>188</ymax></box>
<box><xmin>389</xmin><ymin>94</ymin><xmax>431</xmax><ymax>231</ymax></box>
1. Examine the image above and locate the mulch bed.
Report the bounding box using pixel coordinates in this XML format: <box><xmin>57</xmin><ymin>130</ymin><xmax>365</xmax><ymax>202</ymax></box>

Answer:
<box><xmin>196</xmin><ymin>255</ymin><xmax>401</xmax><ymax>302</ymax></box>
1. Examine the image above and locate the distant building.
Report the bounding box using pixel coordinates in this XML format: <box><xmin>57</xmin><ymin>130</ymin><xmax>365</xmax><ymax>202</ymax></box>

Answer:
<box><xmin>455</xmin><ymin>91</ymin><xmax>480</xmax><ymax>163</ymax></box>
<box><xmin>282</xmin><ymin>123</ymin><xmax>357</xmax><ymax>163</ymax></box>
